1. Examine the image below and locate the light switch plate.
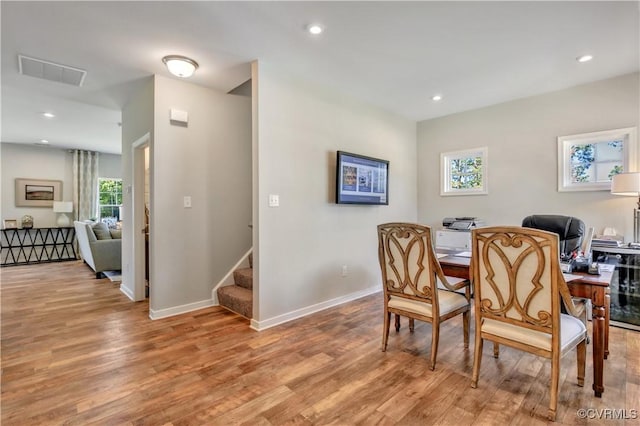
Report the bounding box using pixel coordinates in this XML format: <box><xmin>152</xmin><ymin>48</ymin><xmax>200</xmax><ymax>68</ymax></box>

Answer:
<box><xmin>184</xmin><ymin>196</ymin><xmax>192</xmax><ymax>208</ymax></box>
<box><xmin>268</xmin><ymin>194</ymin><xmax>279</xmax><ymax>207</ymax></box>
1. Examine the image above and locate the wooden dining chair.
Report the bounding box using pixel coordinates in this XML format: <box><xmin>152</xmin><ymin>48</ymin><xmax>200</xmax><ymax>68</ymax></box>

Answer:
<box><xmin>470</xmin><ymin>226</ymin><xmax>587</xmax><ymax>421</ymax></box>
<box><xmin>377</xmin><ymin>222</ymin><xmax>471</xmax><ymax>370</ymax></box>
<box><xmin>521</xmin><ymin>215</ymin><xmax>592</xmax><ymax>342</ymax></box>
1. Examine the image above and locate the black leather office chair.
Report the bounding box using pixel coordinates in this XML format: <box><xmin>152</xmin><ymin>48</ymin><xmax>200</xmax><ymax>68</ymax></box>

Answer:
<box><xmin>522</xmin><ymin>215</ymin><xmax>585</xmax><ymax>258</ymax></box>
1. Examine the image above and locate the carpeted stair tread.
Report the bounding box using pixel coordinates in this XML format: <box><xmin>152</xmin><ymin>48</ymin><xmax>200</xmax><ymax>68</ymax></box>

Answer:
<box><xmin>234</xmin><ymin>268</ymin><xmax>253</xmax><ymax>290</ymax></box>
<box><xmin>217</xmin><ymin>285</ymin><xmax>252</xmax><ymax>318</ymax></box>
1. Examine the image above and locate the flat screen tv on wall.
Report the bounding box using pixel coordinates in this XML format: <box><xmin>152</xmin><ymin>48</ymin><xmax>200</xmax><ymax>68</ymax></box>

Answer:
<box><xmin>336</xmin><ymin>151</ymin><xmax>389</xmax><ymax>205</ymax></box>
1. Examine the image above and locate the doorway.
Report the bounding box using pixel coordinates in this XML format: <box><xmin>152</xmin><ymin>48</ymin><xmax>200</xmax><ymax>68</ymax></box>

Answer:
<box><xmin>132</xmin><ymin>133</ymin><xmax>150</xmax><ymax>301</ymax></box>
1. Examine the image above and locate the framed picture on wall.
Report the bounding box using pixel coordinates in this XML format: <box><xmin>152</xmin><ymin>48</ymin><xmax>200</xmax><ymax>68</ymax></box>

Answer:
<box><xmin>441</xmin><ymin>147</ymin><xmax>488</xmax><ymax>196</ymax></box>
<box><xmin>558</xmin><ymin>127</ymin><xmax>638</xmax><ymax>192</ymax></box>
<box><xmin>3</xmin><ymin>219</ymin><xmax>18</xmax><ymax>229</ymax></box>
<box><xmin>15</xmin><ymin>178</ymin><xmax>63</xmax><ymax>207</ymax></box>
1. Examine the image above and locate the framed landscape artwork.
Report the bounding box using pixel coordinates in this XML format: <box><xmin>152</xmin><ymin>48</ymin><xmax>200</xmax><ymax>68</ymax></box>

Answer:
<box><xmin>558</xmin><ymin>127</ymin><xmax>638</xmax><ymax>192</ymax></box>
<box><xmin>15</xmin><ymin>178</ymin><xmax>62</xmax><ymax>207</ymax></box>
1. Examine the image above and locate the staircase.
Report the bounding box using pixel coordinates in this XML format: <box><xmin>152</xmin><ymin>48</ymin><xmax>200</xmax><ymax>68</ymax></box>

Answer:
<box><xmin>217</xmin><ymin>253</ymin><xmax>253</xmax><ymax>318</ymax></box>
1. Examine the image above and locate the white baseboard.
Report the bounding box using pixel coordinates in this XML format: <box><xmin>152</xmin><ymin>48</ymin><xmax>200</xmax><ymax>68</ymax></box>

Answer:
<box><xmin>250</xmin><ymin>286</ymin><xmax>381</xmax><ymax>331</ymax></box>
<box><xmin>119</xmin><ymin>282</ymin><xmax>134</xmax><ymax>301</ymax></box>
<box><xmin>149</xmin><ymin>299</ymin><xmax>214</xmax><ymax>320</ymax></box>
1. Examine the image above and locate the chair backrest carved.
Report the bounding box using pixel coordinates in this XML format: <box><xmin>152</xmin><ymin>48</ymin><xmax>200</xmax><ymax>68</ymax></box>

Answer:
<box><xmin>377</xmin><ymin>223</ymin><xmax>441</xmax><ymax>307</ymax></box>
<box><xmin>471</xmin><ymin>226</ymin><xmax>562</xmax><ymax>340</ymax></box>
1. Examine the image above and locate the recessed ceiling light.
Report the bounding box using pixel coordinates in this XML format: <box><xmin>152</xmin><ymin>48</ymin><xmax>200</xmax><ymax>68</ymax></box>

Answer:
<box><xmin>162</xmin><ymin>55</ymin><xmax>199</xmax><ymax>78</ymax></box>
<box><xmin>42</xmin><ymin>112</ymin><xmax>55</xmax><ymax>118</ymax></box>
<box><xmin>577</xmin><ymin>55</ymin><xmax>593</xmax><ymax>63</ymax></box>
<box><xmin>40</xmin><ymin>139</ymin><xmax>49</xmax><ymax>144</ymax></box>
<box><xmin>308</xmin><ymin>24</ymin><xmax>323</xmax><ymax>35</ymax></box>
<box><xmin>432</xmin><ymin>95</ymin><xmax>443</xmax><ymax>101</ymax></box>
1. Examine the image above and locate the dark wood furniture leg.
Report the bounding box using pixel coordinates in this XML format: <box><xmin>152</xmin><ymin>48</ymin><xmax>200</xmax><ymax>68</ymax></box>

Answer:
<box><xmin>592</xmin><ymin>293</ymin><xmax>606</xmax><ymax>397</ymax></box>
<box><xmin>604</xmin><ymin>290</ymin><xmax>610</xmax><ymax>359</ymax></box>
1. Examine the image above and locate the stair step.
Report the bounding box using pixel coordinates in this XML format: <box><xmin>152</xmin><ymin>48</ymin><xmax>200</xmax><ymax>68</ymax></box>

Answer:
<box><xmin>234</xmin><ymin>268</ymin><xmax>253</xmax><ymax>290</ymax></box>
<box><xmin>217</xmin><ymin>285</ymin><xmax>252</xmax><ymax>319</ymax></box>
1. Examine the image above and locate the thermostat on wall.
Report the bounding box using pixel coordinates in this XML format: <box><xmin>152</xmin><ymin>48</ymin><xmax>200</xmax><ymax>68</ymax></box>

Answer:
<box><xmin>170</xmin><ymin>109</ymin><xmax>188</xmax><ymax>124</ymax></box>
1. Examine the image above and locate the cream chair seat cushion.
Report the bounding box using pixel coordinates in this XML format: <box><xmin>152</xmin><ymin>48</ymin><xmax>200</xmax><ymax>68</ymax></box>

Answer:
<box><xmin>388</xmin><ymin>289</ymin><xmax>468</xmax><ymax>318</ymax></box>
<box><xmin>482</xmin><ymin>314</ymin><xmax>586</xmax><ymax>352</ymax></box>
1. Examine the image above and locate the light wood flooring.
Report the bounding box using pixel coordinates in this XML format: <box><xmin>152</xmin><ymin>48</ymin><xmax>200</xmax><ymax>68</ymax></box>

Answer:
<box><xmin>1</xmin><ymin>261</ymin><xmax>639</xmax><ymax>425</ymax></box>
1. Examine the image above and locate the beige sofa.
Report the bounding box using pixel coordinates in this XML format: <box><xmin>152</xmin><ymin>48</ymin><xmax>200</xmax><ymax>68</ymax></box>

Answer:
<box><xmin>74</xmin><ymin>221</ymin><xmax>121</xmax><ymax>278</ymax></box>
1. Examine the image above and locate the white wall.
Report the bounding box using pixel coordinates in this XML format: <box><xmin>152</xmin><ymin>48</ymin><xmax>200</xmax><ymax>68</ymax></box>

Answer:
<box><xmin>1</xmin><ymin>143</ymin><xmax>121</xmax><ymax>228</ymax></box>
<box><xmin>121</xmin><ymin>77</ymin><xmax>154</xmax><ymax>300</ymax></box>
<box><xmin>253</xmin><ymin>62</ymin><xmax>417</xmax><ymax>328</ymax></box>
<box><xmin>150</xmin><ymin>75</ymin><xmax>252</xmax><ymax>314</ymax></box>
<box><xmin>417</xmin><ymin>72</ymin><xmax>640</xmax><ymax>242</ymax></box>
<box><xmin>99</xmin><ymin>153</ymin><xmax>122</xmax><ymax>178</ymax></box>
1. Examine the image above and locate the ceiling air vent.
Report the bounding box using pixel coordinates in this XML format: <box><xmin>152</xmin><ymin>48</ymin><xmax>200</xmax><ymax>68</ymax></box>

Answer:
<box><xmin>18</xmin><ymin>54</ymin><xmax>86</xmax><ymax>87</ymax></box>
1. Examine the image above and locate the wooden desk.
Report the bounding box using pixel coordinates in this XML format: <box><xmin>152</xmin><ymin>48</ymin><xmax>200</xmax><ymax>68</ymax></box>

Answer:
<box><xmin>439</xmin><ymin>254</ymin><xmax>613</xmax><ymax>397</ymax></box>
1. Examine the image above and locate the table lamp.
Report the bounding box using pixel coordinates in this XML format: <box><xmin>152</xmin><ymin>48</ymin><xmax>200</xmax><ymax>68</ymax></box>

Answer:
<box><xmin>53</xmin><ymin>201</ymin><xmax>73</xmax><ymax>227</ymax></box>
<box><xmin>611</xmin><ymin>172</ymin><xmax>640</xmax><ymax>244</ymax></box>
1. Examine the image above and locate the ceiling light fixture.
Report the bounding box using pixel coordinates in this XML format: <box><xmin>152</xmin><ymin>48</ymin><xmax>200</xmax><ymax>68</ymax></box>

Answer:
<box><xmin>162</xmin><ymin>55</ymin><xmax>199</xmax><ymax>78</ymax></box>
<box><xmin>308</xmin><ymin>24</ymin><xmax>323</xmax><ymax>35</ymax></box>
<box><xmin>577</xmin><ymin>55</ymin><xmax>593</xmax><ymax>63</ymax></box>
<box><xmin>432</xmin><ymin>95</ymin><xmax>443</xmax><ymax>101</ymax></box>
<box><xmin>40</xmin><ymin>139</ymin><xmax>49</xmax><ymax>144</ymax></box>
<box><xmin>42</xmin><ymin>112</ymin><xmax>55</xmax><ymax>118</ymax></box>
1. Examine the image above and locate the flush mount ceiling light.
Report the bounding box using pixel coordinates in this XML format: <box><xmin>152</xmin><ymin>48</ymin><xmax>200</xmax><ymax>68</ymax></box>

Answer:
<box><xmin>432</xmin><ymin>94</ymin><xmax>443</xmax><ymax>101</ymax></box>
<box><xmin>576</xmin><ymin>54</ymin><xmax>593</xmax><ymax>63</ymax></box>
<box><xmin>42</xmin><ymin>112</ymin><xmax>55</xmax><ymax>118</ymax></box>
<box><xmin>307</xmin><ymin>24</ymin><xmax>324</xmax><ymax>35</ymax></box>
<box><xmin>162</xmin><ymin>55</ymin><xmax>199</xmax><ymax>78</ymax></box>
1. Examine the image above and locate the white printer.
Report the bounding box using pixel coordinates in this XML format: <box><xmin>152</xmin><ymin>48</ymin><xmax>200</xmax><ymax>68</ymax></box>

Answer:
<box><xmin>436</xmin><ymin>217</ymin><xmax>485</xmax><ymax>252</ymax></box>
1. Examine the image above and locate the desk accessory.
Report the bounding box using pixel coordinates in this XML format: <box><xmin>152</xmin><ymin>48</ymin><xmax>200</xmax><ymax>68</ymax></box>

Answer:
<box><xmin>21</xmin><ymin>215</ymin><xmax>33</xmax><ymax>229</ymax></box>
<box><xmin>611</xmin><ymin>172</ymin><xmax>640</xmax><ymax>244</ymax></box>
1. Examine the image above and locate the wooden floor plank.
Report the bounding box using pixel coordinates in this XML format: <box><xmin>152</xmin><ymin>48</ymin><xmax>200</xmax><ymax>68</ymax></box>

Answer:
<box><xmin>1</xmin><ymin>261</ymin><xmax>639</xmax><ymax>425</ymax></box>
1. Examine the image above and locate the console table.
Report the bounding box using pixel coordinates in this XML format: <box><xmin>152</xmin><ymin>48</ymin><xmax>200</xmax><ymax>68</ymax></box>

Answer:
<box><xmin>1</xmin><ymin>227</ymin><xmax>76</xmax><ymax>266</ymax></box>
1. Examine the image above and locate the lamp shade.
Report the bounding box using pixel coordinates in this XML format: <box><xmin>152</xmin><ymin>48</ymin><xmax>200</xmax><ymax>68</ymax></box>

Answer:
<box><xmin>611</xmin><ymin>172</ymin><xmax>640</xmax><ymax>196</ymax></box>
<box><xmin>53</xmin><ymin>201</ymin><xmax>73</xmax><ymax>213</ymax></box>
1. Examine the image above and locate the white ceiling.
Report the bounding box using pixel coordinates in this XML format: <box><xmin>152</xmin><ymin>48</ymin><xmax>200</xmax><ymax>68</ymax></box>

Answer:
<box><xmin>2</xmin><ymin>1</ymin><xmax>638</xmax><ymax>155</ymax></box>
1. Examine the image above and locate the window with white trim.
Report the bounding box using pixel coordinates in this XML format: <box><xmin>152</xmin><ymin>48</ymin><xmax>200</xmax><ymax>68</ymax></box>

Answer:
<box><xmin>98</xmin><ymin>178</ymin><xmax>122</xmax><ymax>222</ymax></box>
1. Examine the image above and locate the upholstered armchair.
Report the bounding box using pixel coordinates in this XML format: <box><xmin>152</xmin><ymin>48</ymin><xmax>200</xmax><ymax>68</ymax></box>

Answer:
<box><xmin>377</xmin><ymin>222</ymin><xmax>471</xmax><ymax>370</ymax></box>
<box><xmin>470</xmin><ymin>226</ymin><xmax>587</xmax><ymax>421</ymax></box>
<box><xmin>74</xmin><ymin>221</ymin><xmax>121</xmax><ymax>278</ymax></box>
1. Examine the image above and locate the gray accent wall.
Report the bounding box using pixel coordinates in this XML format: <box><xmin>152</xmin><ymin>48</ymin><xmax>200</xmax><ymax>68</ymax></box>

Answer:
<box><xmin>417</xmin><ymin>72</ymin><xmax>640</xmax><ymax>242</ymax></box>
<box><xmin>121</xmin><ymin>76</ymin><xmax>154</xmax><ymax>300</ymax></box>
<box><xmin>253</xmin><ymin>62</ymin><xmax>418</xmax><ymax>326</ymax></box>
<box><xmin>141</xmin><ymin>75</ymin><xmax>252</xmax><ymax>314</ymax></box>
<box><xmin>0</xmin><ymin>143</ymin><xmax>121</xmax><ymax>228</ymax></box>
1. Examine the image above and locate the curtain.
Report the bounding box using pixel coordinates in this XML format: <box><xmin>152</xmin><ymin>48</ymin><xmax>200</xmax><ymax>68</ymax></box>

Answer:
<box><xmin>72</xmin><ymin>150</ymin><xmax>99</xmax><ymax>221</ymax></box>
